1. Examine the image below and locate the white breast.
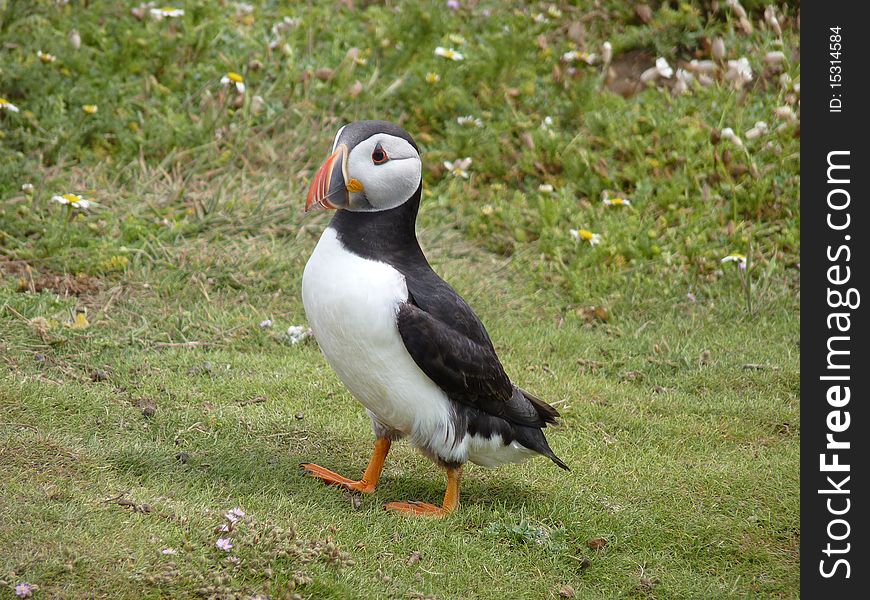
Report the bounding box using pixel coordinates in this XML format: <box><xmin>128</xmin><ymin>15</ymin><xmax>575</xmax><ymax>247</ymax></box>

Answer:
<box><xmin>302</xmin><ymin>228</ymin><xmax>464</xmax><ymax>461</ymax></box>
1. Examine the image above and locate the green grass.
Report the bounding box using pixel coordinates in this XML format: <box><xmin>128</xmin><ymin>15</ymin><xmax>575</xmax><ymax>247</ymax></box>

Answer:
<box><xmin>1</xmin><ymin>1</ymin><xmax>799</xmax><ymax>598</ymax></box>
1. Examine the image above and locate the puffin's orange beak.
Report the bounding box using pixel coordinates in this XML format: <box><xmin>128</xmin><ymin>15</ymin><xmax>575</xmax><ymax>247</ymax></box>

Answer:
<box><xmin>306</xmin><ymin>144</ymin><xmax>349</xmax><ymax>212</ymax></box>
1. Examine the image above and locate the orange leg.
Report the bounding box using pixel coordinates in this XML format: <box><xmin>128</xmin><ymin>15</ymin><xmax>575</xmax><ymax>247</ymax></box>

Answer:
<box><xmin>300</xmin><ymin>438</ymin><xmax>391</xmax><ymax>494</ymax></box>
<box><xmin>385</xmin><ymin>466</ymin><xmax>462</xmax><ymax>517</ymax></box>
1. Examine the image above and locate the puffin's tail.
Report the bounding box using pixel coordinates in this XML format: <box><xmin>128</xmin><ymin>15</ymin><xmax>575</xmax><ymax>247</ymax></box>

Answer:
<box><xmin>517</xmin><ymin>388</ymin><xmax>569</xmax><ymax>471</ymax></box>
<box><xmin>519</xmin><ymin>388</ymin><xmax>561</xmax><ymax>426</ymax></box>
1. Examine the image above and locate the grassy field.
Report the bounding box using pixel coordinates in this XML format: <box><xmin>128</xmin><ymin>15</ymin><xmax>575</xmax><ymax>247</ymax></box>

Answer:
<box><xmin>1</xmin><ymin>1</ymin><xmax>799</xmax><ymax>598</ymax></box>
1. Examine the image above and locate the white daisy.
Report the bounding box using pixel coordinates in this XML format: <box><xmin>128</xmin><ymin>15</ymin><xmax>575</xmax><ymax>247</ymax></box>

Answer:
<box><xmin>51</xmin><ymin>193</ymin><xmax>92</xmax><ymax>210</ymax></box>
<box><xmin>150</xmin><ymin>7</ymin><xmax>185</xmax><ymax>20</ymax></box>
<box><xmin>434</xmin><ymin>47</ymin><xmax>464</xmax><ymax>61</ymax></box>
<box><xmin>0</xmin><ymin>97</ymin><xmax>20</xmax><ymax>112</ymax></box>
<box><xmin>457</xmin><ymin>115</ymin><xmax>483</xmax><ymax>128</ymax></box>
<box><xmin>570</xmin><ymin>229</ymin><xmax>601</xmax><ymax>245</ymax></box>
<box><xmin>220</xmin><ymin>72</ymin><xmax>246</xmax><ymax>94</ymax></box>
<box><xmin>443</xmin><ymin>157</ymin><xmax>472</xmax><ymax>179</ymax></box>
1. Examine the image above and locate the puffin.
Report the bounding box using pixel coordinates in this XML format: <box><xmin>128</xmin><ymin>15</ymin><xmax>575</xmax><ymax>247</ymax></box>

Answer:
<box><xmin>300</xmin><ymin>120</ymin><xmax>568</xmax><ymax>516</ymax></box>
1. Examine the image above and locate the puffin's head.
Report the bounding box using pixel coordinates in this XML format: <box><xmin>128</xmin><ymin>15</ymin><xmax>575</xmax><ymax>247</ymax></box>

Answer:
<box><xmin>305</xmin><ymin>120</ymin><xmax>422</xmax><ymax>213</ymax></box>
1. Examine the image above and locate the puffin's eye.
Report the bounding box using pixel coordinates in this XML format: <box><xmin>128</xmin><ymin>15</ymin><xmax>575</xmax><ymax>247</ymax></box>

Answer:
<box><xmin>371</xmin><ymin>144</ymin><xmax>389</xmax><ymax>165</ymax></box>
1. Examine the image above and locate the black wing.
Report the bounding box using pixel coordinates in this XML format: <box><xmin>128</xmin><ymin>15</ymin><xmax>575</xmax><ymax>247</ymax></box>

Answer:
<box><xmin>396</xmin><ymin>288</ymin><xmax>557</xmax><ymax>429</ymax></box>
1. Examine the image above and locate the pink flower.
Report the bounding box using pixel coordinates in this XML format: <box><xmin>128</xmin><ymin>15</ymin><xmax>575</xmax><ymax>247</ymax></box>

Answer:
<box><xmin>224</xmin><ymin>507</ymin><xmax>246</xmax><ymax>522</ymax></box>
<box><xmin>15</xmin><ymin>583</ymin><xmax>33</xmax><ymax>598</ymax></box>
<box><xmin>216</xmin><ymin>537</ymin><xmax>233</xmax><ymax>551</ymax></box>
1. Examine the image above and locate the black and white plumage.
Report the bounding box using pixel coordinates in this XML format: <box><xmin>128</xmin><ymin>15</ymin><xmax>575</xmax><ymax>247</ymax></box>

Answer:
<box><xmin>300</xmin><ymin>121</ymin><xmax>566</xmax><ymax>515</ymax></box>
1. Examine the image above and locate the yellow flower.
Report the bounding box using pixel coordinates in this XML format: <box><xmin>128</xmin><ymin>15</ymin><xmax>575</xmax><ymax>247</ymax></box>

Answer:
<box><xmin>66</xmin><ymin>310</ymin><xmax>90</xmax><ymax>330</ymax></box>
<box><xmin>221</xmin><ymin>72</ymin><xmax>246</xmax><ymax>93</ymax></box>
<box><xmin>603</xmin><ymin>197</ymin><xmax>631</xmax><ymax>206</ymax></box>
<box><xmin>570</xmin><ymin>229</ymin><xmax>601</xmax><ymax>246</ymax></box>
<box><xmin>82</xmin><ymin>104</ymin><xmax>98</xmax><ymax>114</ymax></box>
<box><xmin>0</xmin><ymin>97</ymin><xmax>20</xmax><ymax>112</ymax></box>
<box><xmin>37</xmin><ymin>50</ymin><xmax>57</xmax><ymax>63</ymax></box>
<box><xmin>425</xmin><ymin>72</ymin><xmax>441</xmax><ymax>84</ymax></box>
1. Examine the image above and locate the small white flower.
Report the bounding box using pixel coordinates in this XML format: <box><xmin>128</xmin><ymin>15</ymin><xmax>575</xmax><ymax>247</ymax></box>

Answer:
<box><xmin>655</xmin><ymin>57</ymin><xmax>673</xmax><ymax>78</ymax></box>
<box><xmin>697</xmin><ymin>73</ymin><xmax>715</xmax><ymax>87</ymax></box>
<box><xmin>150</xmin><ymin>7</ymin><xmax>185</xmax><ymax>20</ymax></box>
<box><xmin>687</xmin><ymin>59</ymin><xmax>718</xmax><ymax>74</ymax></box>
<box><xmin>726</xmin><ymin>0</ymin><xmax>747</xmax><ymax>19</ymax></box>
<box><xmin>773</xmin><ymin>105</ymin><xmax>797</xmax><ymax>122</ymax></box>
<box><xmin>259</xmin><ymin>319</ymin><xmax>273</xmax><ymax>329</ymax></box>
<box><xmin>562</xmin><ymin>51</ymin><xmax>596</xmax><ymax>64</ymax></box>
<box><xmin>745</xmin><ymin>121</ymin><xmax>768</xmax><ymax>139</ymax></box>
<box><xmin>764</xmin><ymin>51</ymin><xmax>786</xmax><ymax>66</ymax></box>
<box><xmin>640</xmin><ymin>57</ymin><xmax>673</xmax><ymax>83</ymax></box>
<box><xmin>721</xmin><ymin>253</ymin><xmax>747</xmax><ymax>268</ymax></box>
<box><xmin>602</xmin><ymin>196</ymin><xmax>631</xmax><ymax>206</ymax></box>
<box><xmin>287</xmin><ymin>325</ymin><xmax>311</xmax><ymax>345</ymax></box>
<box><xmin>457</xmin><ymin>115</ymin><xmax>483</xmax><ymax>128</ymax></box>
<box><xmin>673</xmin><ymin>68</ymin><xmax>694</xmax><ymax>95</ymax></box>
<box><xmin>235</xmin><ymin>2</ymin><xmax>254</xmax><ymax>16</ymax></box>
<box><xmin>272</xmin><ymin>16</ymin><xmax>301</xmax><ymax>37</ymax></box>
<box><xmin>22</xmin><ymin>183</ymin><xmax>34</xmax><ymax>194</ymax></box>
<box><xmin>0</xmin><ymin>97</ymin><xmax>20</xmax><ymax>112</ymax></box>
<box><xmin>711</xmin><ymin>38</ymin><xmax>726</xmax><ymax>61</ymax></box>
<box><xmin>37</xmin><ymin>50</ymin><xmax>57</xmax><ymax>63</ymax></box>
<box><xmin>538</xmin><ymin>184</ymin><xmax>554</xmax><ymax>194</ymax></box>
<box><xmin>541</xmin><ymin>116</ymin><xmax>554</xmax><ymax>130</ymax></box>
<box><xmin>764</xmin><ymin>6</ymin><xmax>782</xmax><ymax>36</ymax></box>
<box><xmin>161</xmin><ymin>548</ymin><xmax>178</xmax><ymax>555</ymax></box>
<box><xmin>220</xmin><ymin>72</ymin><xmax>246</xmax><ymax>94</ymax></box>
<box><xmin>724</xmin><ymin>57</ymin><xmax>753</xmax><ymax>89</ymax></box>
<box><xmin>601</xmin><ymin>41</ymin><xmax>612</xmax><ymax>66</ymax></box>
<box><xmin>434</xmin><ymin>47</ymin><xmax>464</xmax><ymax>61</ymax></box>
<box><xmin>52</xmin><ymin>193</ymin><xmax>92</xmax><ymax>209</ymax></box>
<box><xmin>720</xmin><ymin>127</ymin><xmax>744</xmax><ymax>148</ymax></box>
<box><xmin>443</xmin><ymin>157</ymin><xmax>472</xmax><ymax>179</ymax></box>
<box><xmin>570</xmin><ymin>229</ymin><xmax>601</xmax><ymax>246</ymax></box>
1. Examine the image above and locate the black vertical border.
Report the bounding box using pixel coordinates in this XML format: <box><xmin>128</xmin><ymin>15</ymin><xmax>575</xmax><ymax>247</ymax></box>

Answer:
<box><xmin>802</xmin><ymin>2</ymin><xmax>869</xmax><ymax>596</ymax></box>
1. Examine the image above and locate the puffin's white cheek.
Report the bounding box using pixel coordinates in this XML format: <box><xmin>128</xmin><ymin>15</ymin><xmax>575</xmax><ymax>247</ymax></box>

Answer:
<box><xmin>365</xmin><ymin>158</ymin><xmax>422</xmax><ymax>210</ymax></box>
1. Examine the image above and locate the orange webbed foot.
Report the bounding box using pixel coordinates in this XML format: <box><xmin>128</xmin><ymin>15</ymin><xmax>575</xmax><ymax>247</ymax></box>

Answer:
<box><xmin>300</xmin><ymin>438</ymin><xmax>391</xmax><ymax>495</ymax></box>
<box><xmin>299</xmin><ymin>462</ymin><xmax>376</xmax><ymax>493</ymax></box>
<box><xmin>384</xmin><ymin>500</ymin><xmax>448</xmax><ymax>517</ymax></box>
<box><xmin>383</xmin><ymin>466</ymin><xmax>462</xmax><ymax>517</ymax></box>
